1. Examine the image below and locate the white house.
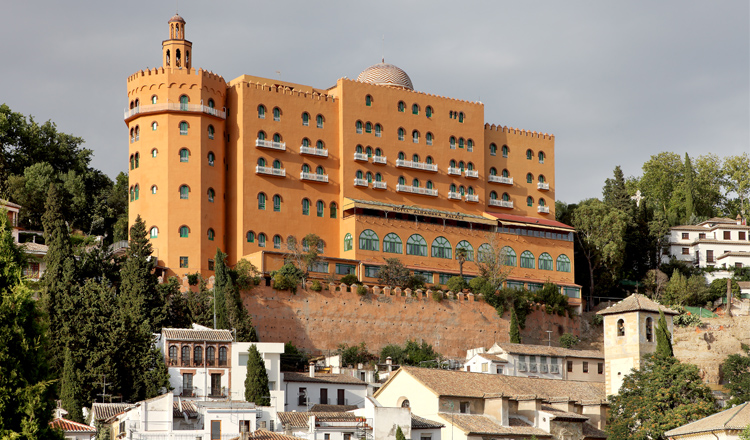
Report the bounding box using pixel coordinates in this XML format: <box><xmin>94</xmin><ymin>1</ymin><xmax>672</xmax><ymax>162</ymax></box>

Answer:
<box><xmin>283</xmin><ymin>365</ymin><xmax>368</xmax><ymax>413</ymax></box>
<box><xmin>50</xmin><ymin>417</ymin><xmax>97</xmax><ymax>440</ymax></box>
<box><xmin>230</xmin><ymin>341</ymin><xmax>286</xmax><ymax>416</ymax></box>
<box><xmin>665</xmin><ymin>401</ymin><xmax>750</xmax><ymax>440</ymax></box>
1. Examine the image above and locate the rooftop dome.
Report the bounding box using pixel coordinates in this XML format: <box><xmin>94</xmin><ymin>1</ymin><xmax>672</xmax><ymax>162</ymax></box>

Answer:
<box><xmin>169</xmin><ymin>14</ymin><xmax>185</xmax><ymax>23</ymax></box>
<box><xmin>356</xmin><ymin>62</ymin><xmax>413</xmax><ymax>90</ymax></box>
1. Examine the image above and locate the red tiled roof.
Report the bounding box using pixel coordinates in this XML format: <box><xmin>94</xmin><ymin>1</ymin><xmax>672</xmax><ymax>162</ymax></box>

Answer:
<box><xmin>283</xmin><ymin>372</ymin><xmax>367</xmax><ymax>385</ymax></box>
<box><xmin>49</xmin><ymin>418</ymin><xmax>97</xmax><ymax>433</ymax></box>
<box><xmin>484</xmin><ymin>212</ymin><xmax>574</xmax><ymax>230</ymax></box>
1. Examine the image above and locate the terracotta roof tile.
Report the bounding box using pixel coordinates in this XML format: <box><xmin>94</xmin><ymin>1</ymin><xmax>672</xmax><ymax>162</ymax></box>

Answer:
<box><xmin>49</xmin><ymin>418</ymin><xmax>97</xmax><ymax>433</ymax></box>
<box><xmin>173</xmin><ymin>400</ymin><xmax>199</xmax><ymax>418</ymax></box>
<box><xmin>540</xmin><ymin>405</ymin><xmax>589</xmax><ymax>421</ymax></box>
<box><xmin>237</xmin><ymin>431</ymin><xmax>301</xmax><ymax>440</ymax></box>
<box><xmin>665</xmin><ymin>402</ymin><xmax>750</xmax><ymax>436</ymax></box>
<box><xmin>162</xmin><ymin>327</ymin><xmax>234</xmax><ymax>342</ymax></box>
<box><xmin>491</xmin><ymin>343</ymin><xmax>603</xmax><ymax>360</ymax></box>
<box><xmin>441</xmin><ymin>414</ymin><xmax>550</xmax><ymax>437</ymax></box>
<box><xmin>278</xmin><ymin>412</ymin><xmax>365</xmax><ymax>429</ymax></box>
<box><xmin>476</xmin><ymin>353</ymin><xmax>508</xmax><ymax>362</ymax></box>
<box><xmin>91</xmin><ymin>403</ymin><xmax>134</xmax><ymax>421</ymax></box>
<box><xmin>309</xmin><ymin>404</ymin><xmax>358</xmax><ymax>412</ymax></box>
<box><xmin>582</xmin><ymin>422</ymin><xmax>608</xmax><ymax>439</ymax></box>
<box><xmin>283</xmin><ymin>372</ymin><xmax>367</xmax><ymax>385</ymax></box>
<box><xmin>596</xmin><ymin>294</ymin><xmax>679</xmax><ymax>316</ymax></box>
<box><xmin>484</xmin><ymin>212</ymin><xmax>575</xmax><ymax>230</ymax></box>
<box><xmin>411</xmin><ymin>414</ymin><xmax>444</xmax><ymax>429</ymax></box>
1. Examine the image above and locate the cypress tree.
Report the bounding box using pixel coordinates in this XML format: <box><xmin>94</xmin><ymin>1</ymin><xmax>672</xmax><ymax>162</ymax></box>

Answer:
<box><xmin>396</xmin><ymin>426</ymin><xmax>406</xmax><ymax>440</ymax></box>
<box><xmin>683</xmin><ymin>153</ymin><xmax>695</xmax><ymax>223</ymax></box>
<box><xmin>119</xmin><ymin>215</ymin><xmax>162</xmax><ymax>332</ymax></box>
<box><xmin>213</xmin><ymin>248</ymin><xmax>231</xmax><ymax>330</ymax></box>
<box><xmin>60</xmin><ymin>348</ymin><xmax>84</xmax><ymax>423</ymax></box>
<box><xmin>655</xmin><ymin>310</ymin><xmax>673</xmax><ymax>357</ymax></box>
<box><xmin>509</xmin><ymin>309</ymin><xmax>521</xmax><ymax>344</ymax></box>
<box><xmin>244</xmin><ymin>345</ymin><xmax>270</xmax><ymax>405</ymax></box>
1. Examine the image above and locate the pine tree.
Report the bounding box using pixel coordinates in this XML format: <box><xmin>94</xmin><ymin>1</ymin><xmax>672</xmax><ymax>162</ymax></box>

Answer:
<box><xmin>60</xmin><ymin>348</ymin><xmax>84</xmax><ymax>423</ymax></box>
<box><xmin>603</xmin><ymin>166</ymin><xmax>632</xmax><ymax>211</ymax></box>
<box><xmin>244</xmin><ymin>345</ymin><xmax>270</xmax><ymax>405</ymax></box>
<box><xmin>396</xmin><ymin>426</ymin><xmax>406</xmax><ymax>440</ymax></box>
<box><xmin>509</xmin><ymin>309</ymin><xmax>521</xmax><ymax>343</ymax></box>
<box><xmin>655</xmin><ymin>310</ymin><xmax>673</xmax><ymax>357</ymax></box>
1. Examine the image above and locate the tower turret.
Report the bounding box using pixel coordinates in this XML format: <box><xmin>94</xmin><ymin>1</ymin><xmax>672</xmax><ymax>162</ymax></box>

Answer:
<box><xmin>163</xmin><ymin>14</ymin><xmax>192</xmax><ymax>69</ymax></box>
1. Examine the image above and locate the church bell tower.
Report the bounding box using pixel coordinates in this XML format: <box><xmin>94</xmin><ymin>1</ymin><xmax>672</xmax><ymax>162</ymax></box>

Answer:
<box><xmin>163</xmin><ymin>14</ymin><xmax>192</xmax><ymax>69</ymax></box>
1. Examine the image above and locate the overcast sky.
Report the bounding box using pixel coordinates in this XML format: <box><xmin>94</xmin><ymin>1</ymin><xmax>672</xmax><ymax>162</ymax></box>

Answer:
<box><xmin>1</xmin><ymin>1</ymin><xmax>748</xmax><ymax>203</ymax></box>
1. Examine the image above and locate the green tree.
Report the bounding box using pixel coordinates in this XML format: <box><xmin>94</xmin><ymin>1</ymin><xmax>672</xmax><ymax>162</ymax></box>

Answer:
<box><xmin>280</xmin><ymin>342</ymin><xmax>308</xmax><ymax>372</ymax></box>
<box><xmin>475</xmin><ymin>233</ymin><xmax>513</xmax><ymax>293</ymax></box>
<box><xmin>509</xmin><ymin>309</ymin><xmax>521</xmax><ymax>344</ymax></box>
<box><xmin>559</xmin><ymin>333</ymin><xmax>579</xmax><ymax>349</ymax></box>
<box><xmin>244</xmin><ymin>345</ymin><xmax>270</xmax><ymax>405</ymax></box>
<box><xmin>607</xmin><ymin>354</ymin><xmax>716</xmax><ymax>440</ymax></box>
<box><xmin>655</xmin><ymin>310</ymin><xmax>673</xmax><ymax>357</ymax></box>
<box><xmin>602</xmin><ymin>166</ymin><xmax>632</xmax><ymax>211</ymax></box>
<box><xmin>0</xmin><ymin>209</ymin><xmax>26</xmax><ymax>292</ymax></box>
<box><xmin>682</xmin><ymin>153</ymin><xmax>696</xmax><ymax>223</ymax></box>
<box><xmin>721</xmin><ymin>348</ymin><xmax>750</xmax><ymax>405</ymax></box>
<box><xmin>339</xmin><ymin>342</ymin><xmax>372</xmax><ymax>366</ymax></box>
<box><xmin>59</xmin><ymin>348</ymin><xmax>84</xmax><ymax>423</ymax></box>
<box><xmin>741</xmin><ymin>425</ymin><xmax>750</xmax><ymax>440</ymax></box>
<box><xmin>395</xmin><ymin>426</ymin><xmax>406</xmax><ymax>440</ymax></box>
<box><xmin>119</xmin><ymin>215</ymin><xmax>162</xmax><ymax>332</ymax></box>
<box><xmin>639</xmin><ymin>152</ymin><xmax>684</xmax><ymax>220</ymax></box>
<box><xmin>160</xmin><ymin>277</ymin><xmax>192</xmax><ymax>328</ymax></box>
<box><xmin>456</xmin><ymin>248</ymin><xmax>468</xmax><ymax>278</ymax></box>
<box><xmin>723</xmin><ymin>153</ymin><xmax>750</xmax><ymax>215</ymax></box>
<box><xmin>214</xmin><ymin>249</ymin><xmax>257</xmax><ymax>341</ymax></box>
<box><xmin>377</xmin><ymin>258</ymin><xmax>410</xmax><ymax>287</ymax></box>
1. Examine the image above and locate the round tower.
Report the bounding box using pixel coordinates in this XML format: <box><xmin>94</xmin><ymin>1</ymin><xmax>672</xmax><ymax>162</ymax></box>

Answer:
<box><xmin>125</xmin><ymin>14</ymin><xmax>227</xmax><ymax>278</ymax></box>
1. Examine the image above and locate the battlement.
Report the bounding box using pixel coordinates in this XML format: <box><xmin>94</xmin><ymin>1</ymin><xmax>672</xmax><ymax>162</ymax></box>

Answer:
<box><xmin>126</xmin><ymin>67</ymin><xmax>226</xmax><ymax>85</ymax></box>
<box><xmin>485</xmin><ymin>123</ymin><xmax>555</xmax><ymax>140</ymax></box>
<box><xmin>233</xmin><ymin>80</ymin><xmax>337</xmax><ymax>103</ymax></box>
<box><xmin>338</xmin><ymin>77</ymin><xmax>484</xmax><ymax>107</ymax></box>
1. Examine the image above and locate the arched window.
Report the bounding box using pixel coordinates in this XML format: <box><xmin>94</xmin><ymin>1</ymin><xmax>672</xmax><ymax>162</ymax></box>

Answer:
<box><xmin>300</xmin><ymin>112</ymin><xmax>309</xmax><ymax>127</ymax></box>
<box><xmin>179</xmin><ymin>226</ymin><xmax>189</xmax><ymax>238</ymax></box>
<box><xmin>152</xmin><ymin>121</ymin><xmax>158</xmax><ymax>131</ymax></box>
<box><xmin>527</xmin><ymin>196</ymin><xmax>534</xmax><ymax>207</ymax></box>
<box><xmin>208</xmin><ymin>99</ymin><xmax>215</xmax><ymax>109</ymax></box>
<box><xmin>398</xmin><ymin>176</ymin><xmax>406</xmax><ymax>185</ymax></box>
<box><xmin>365</xmin><ymin>122</ymin><xmax>372</xmax><ymax>133</ymax></box>
<box><xmin>489</xmin><ymin>190</ymin><xmax>496</xmax><ymax>200</ymax></box>
<box><xmin>383</xmin><ymin>233</ymin><xmax>402</xmax><ymax>254</ymax></box>
<box><xmin>316</xmin><ymin>114</ymin><xmax>324</xmax><ymax>128</ymax></box>
<box><xmin>273</xmin><ymin>107</ymin><xmax>281</xmax><ymax>121</ymax></box>
<box><xmin>258</xmin><ymin>233</ymin><xmax>267</xmax><ymax>248</ymax></box>
<box><xmin>425</xmin><ymin>156</ymin><xmax>433</xmax><ymax>164</ymax></box>
<box><xmin>502</xmin><ymin>145</ymin><xmax>509</xmax><ymax>158</ymax></box>
<box><xmin>426</xmin><ymin>106</ymin><xmax>433</xmax><ymax>117</ymax></box>
<box><xmin>330</xmin><ymin>202</ymin><xmax>337</xmax><ymax>218</ymax></box>
<box><xmin>398</xmin><ymin>101</ymin><xmax>405</xmax><ymax>112</ymax></box>
<box><xmin>273</xmin><ymin>133</ymin><xmax>282</xmax><ymax>143</ymax></box>
<box><xmin>412</xmin><ymin>130</ymin><xmax>419</xmax><ymax>143</ymax></box>
<box><xmin>194</xmin><ymin>346</ymin><xmax>203</xmax><ymax>365</ymax></box>
<box><xmin>181</xmin><ymin>346</ymin><xmax>190</xmax><ymax>365</ymax></box>
<box><xmin>375</xmin><ymin>148</ymin><xmax>383</xmax><ymax>157</ymax></box>
<box><xmin>365</xmin><ymin>95</ymin><xmax>372</xmax><ymax>106</ymax></box>
<box><xmin>490</xmin><ymin>143</ymin><xmax>497</xmax><ymax>156</ymax></box>
<box><xmin>365</xmin><ymin>146</ymin><xmax>373</xmax><ymax>157</ymax></box>
<box><xmin>412</xmin><ymin>154</ymin><xmax>420</xmax><ymax>162</ymax></box>
<box><xmin>356</xmin><ymin>120</ymin><xmax>363</xmax><ymax>134</ymax></box>
<box><xmin>257</xmin><ymin>157</ymin><xmax>267</xmax><ymax>167</ymax></box>
<box><xmin>539</xmin><ymin>175</ymin><xmax>545</xmax><ymax>183</ymax></box>
<box><xmin>450</xmin><ymin>160</ymin><xmax>457</xmax><ymax>168</ymax></box>
<box><xmin>412</xmin><ymin>104</ymin><xmax>419</xmax><ymax>115</ymax></box>
<box><xmin>273</xmin><ymin>194</ymin><xmax>281</xmax><ymax>212</ymax></box>
<box><xmin>302</xmin><ymin>198</ymin><xmax>310</xmax><ymax>215</ymax></box>
<box><xmin>458</xmin><ymin>112</ymin><xmax>464</xmax><ymax>123</ymax></box>
<box><xmin>398</xmin><ymin>128</ymin><xmax>405</xmax><ymax>141</ymax></box>
<box><xmin>412</xmin><ymin>178</ymin><xmax>420</xmax><ymax>187</ymax></box>
<box><xmin>179</xmin><ymin>95</ymin><xmax>189</xmax><ymax>110</ymax></box>
<box><xmin>398</xmin><ymin>152</ymin><xmax>405</xmax><ymax>160</ymax></box>
<box><xmin>316</xmin><ymin>166</ymin><xmax>325</xmax><ymax>175</ymax></box>
<box><xmin>467</xmin><ymin>162</ymin><xmax>474</xmax><ymax>171</ymax></box>
<box><xmin>208</xmin><ymin>228</ymin><xmax>215</xmax><ymax>241</ymax></box>
<box><xmin>258</xmin><ymin>192</ymin><xmax>266</xmax><ymax>210</ymax></box>
<box><xmin>301</xmin><ymin>138</ymin><xmax>310</xmax><ymax>148</ymax></box>
<box><xmin>208</xmin><ymin>152</ymin><xmax>215</xmax><ymax>166</ymax></box>
<box><xmin>450</xmin><ymin>137</ymin><xmax>456</xmax><ymax>149</ymax></box>
<box><xmin>456</xmin><ymin>241</ymin><xmax>474</xmax><ymax>261</ymax></box>
<box><xmin>502</xmin><ymin>169</ymin><xmax>509</xmax><ymax>178</ymax></box>
<box><xmin>526</xmin><ymin>149</ymin><xmax>533</xmax><ymax>160</ymax></box>
<box><xmin>129</xmin><ymin>155</ymin><xmax>134</xmax><ymax>170</ymax></box>
<box><xmin>458</xmin><ymin>138</ymin><xmax>465</xmax><ymax>149</ymax></box>
<box><xmin>258</xmin><ymin>105</ymin><xmax>266</xmax><ymax>119</ymax></box>
<box><xmin>150</xmin><ymin>227</ymin><xmax>158</xmax><ymax>238</ymax></box>
<box><xmin>556</xmin><ymin>255</ymin><xmax>571</xmax><ymax>272</ymax></box>
<box><xmin>273</xmin><ymin>159</ymin><xmax>282</xmax><ymax>169</ymax></box>
<box><xmin>152</xmin><ymin>148</ymin><xmax>158</xmax><ymax>158</ymax></box>
<box><xmin>539</xmin><ymin>151</ymin><xmax>545</xmax><ymax>163</ymax></box>
<box><xmin>539</xmin><ymin>253</ymin><xmax>553</xmax><ymax>270</ymax></box>
<box><xmin>426</xmin><ymin>132</ymin><xmax>433</xmax><ymax>146</ymax></box>
<box><xmin>355</xmin><ymin>170</ymin><xmax>363</xmax><ymax>180</ymax></box>
<box><xmin>134</xmin><ymin>153</ymin><xmax>140</xmax><ymax>168</ymax></box>
<box><xmin>207</xmin><ymin>188</ymin><xmax>215</xmax><ymax>203</ymax></box>
<box><xmin>467</xmin><ymin>139</ymin><xmax>474</xmax><ymax>152</ymax></box>
<box><xmin>459</xmin><ymin>186</ymin><xmax>466</xmax><ymax>196</ymax></box>
<box><xmin>426</xmin><ymin>180</ymin><xmax>434</xmax><ymax>189</ymax></box>
<box><xmin>247</xmin><ymin>231</ymin><xmax>255</xmax><ymax>243</ymax></box>
<box><xmin>273</xmin><ymin>235</ymin><xmax>282</xmax><ymax>249</ymax></box>
<box><xmin>344</xmin><ymin>233</ymin><xmax>353</xmax><ymax>251</ymax></box>
<box><xmin>467</xmin><ymin>186</ymin><xmax>475</xmax><ymax>195</ymax></box>
<box><xmin>527</xmin><ymin>173</ymin><xmax>534</xmax><ymax>184</ymax></box>
<box><xmin>407</xmin><ymin>234</ymin><xmax>428</xmax><ymax>256</ymax></box>
<box><xmin>459</xmin><ymin>161</ymin><xmax>465</xmax><ymax>171</ymax></box>
<box><xmin>375</xmin><ymin>172</ymin><xmax>382</xmax><ymax>181</ymax></box>
<box><xmin>258</xmin><ymin>131</ymin><xmax>266</xmax><ymax>141</ymax></box>
<box><xmin>366</xmin><ymin>172</ymin><xmax>373</xmax><ymax>183</ymax></box>
<box><xmin>219</xmin><ymin>347</ymin><xmax>228</xmax><ymax>366</ymax></box>
<box><xmin>431</xmin><ymin>236</ymin><xmax>452</xmax><ymax>259</ymax></box>
<box><xmin>502</xmin><ymin>192</ymin><xmax>510</xmax><ymax>201</ymax></box>
<box><xmin>359</xmin><ymin>229</ymin><xmax>379</xmax><ymax>251</ymax></box>
<box><xmin>520</xmin><ymin>251</ymin><xmax>535</xmax><ymax>269</ymax></box>
<box><xmin>316</xmin><ymin>200</ymin><xmax>324</xmax><ymax>217</ymax></box>
<box><xmin>179</xmin><ymin>185</ymin><xmax>189</xmax><ymax>199</ymax></box>
<box><xmin>375</xmin><ymin>124</ymin><xmax>382</xmax><ymax>137</ymax></box>
<box><xmin>206</xmin><ymin>346</ymin><xmax>216</xmax><ymax>365</ymax></box>
<box><xmin>208</xmin><ymin>125</ymin><xmax>215</xmax><ymax>139</ymax></box>
<box><xmin>180</xmin><ymin>148</ymin><xmax>189</xmax><ymax>162</ymax></box>
<box><xmin>503</xmin><ymin>246</ymin><xmax>517</xmax><ymax>266</ymax></box>
<box><xmin>617</xmin><ymin>319</ymin><xmax>625</xmax><ymax>337</ymax></box>
<box><xmin>477</xmin><ymin>243</ymin><xmax>491</xmax><ymax>263</ymax></box>
<box><xmin>151</xmin><ymin>95</ymin><xmax>158</xmax><ymax>105</ymax></box>
<box><xmin>356</xmin><ymin>145</ymin><xmax>363</xmax><ymax>154</ymax></box>
<box><xmin>646</xmin><ymin>317</ymin><xmax>654</xmax><ymax>342</ymax></box>
<box><xmin>539</xmin><ymin>198</ymin><xmax>546</xmax><ymax>207</ymax></box>
<box><xmin>316</xmin><ymin>140</ymin><xmax>324</xmax><ymax>150</ymax></box>
<box><xmin>489</xmin><ymin>167</ymin><xmax>497</xmax><ymax>176</ymax></box>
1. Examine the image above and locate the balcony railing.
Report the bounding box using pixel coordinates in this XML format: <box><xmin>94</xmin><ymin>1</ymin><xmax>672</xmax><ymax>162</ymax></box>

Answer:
<box><xmin>372</xmin><ymin>181</ymin><xmax>387</xmax><ymax>189</ymax></box>
<box><xmin>396</xmin><ymin>159</ymin><xmax>438</xmax><ymax>172</ymax></box>
<box><xmin>465</xmin><ymin>170</ymin><xmax>479</xmax><ymax>178</ymax></box>
<box><xmin>256</xmin><ymin>166</ymin><xmax>286</xmax><ymax>177</ymax></box>
<box><xmin>354</xmin><ymin>153</ymin><xmax>369</xmax><ymax>161</ymax></box>
<box><xmin>448</xmin><ymin>192</ymin><xmax>461</xmax><ymax>200</ymax></box>
<box><xmin>529</xmin><ymin>363</ymin><xmax>538</xmax><ymax>373</ymax></box>
<box><xmin>448</xmin><ymin>167</ymin><xmax>462</xmax><ymax>176</ymax></box>
<box><xmin>538</xmin><ymin>206</ymin><xmax>550</xmax><ymax>214</ymax></box>
<box><xmin>537</xmin><ymin>182</ymin><xmax>550</xmax><ymax>190</ymax></box>
<box><xmin>465</xmin><ymin>194</ymin><xmax>479</xmax><ymax>202</ymax></box>
<box><xmin>301</xmin><ymin>172</ymin><xmax>329</xmax><ymax>183</ymax></box>
<box><xmin>396</xmin><ymin>184</ymin><xmax>437</xmax><ymax>196</ymax></box>
<box><xmin>550</xmin><ymin>364</ymin><xmax>560</xmax><ymax>374</ymax></box>
<box><xmin>300</xmin><ymin>146</ymin><xmax>329</xmax><ymax>157</ymax></box>
<box><xmin>256</xmin><ymin>139</ymin><xmax>286</xmax><ymax>151</ymax></box>
<box><xmin>540</xmin><ymin>364</ymin><xmax>548</xmax><ymax>373</ymax></box>
<box><xmin>354</xmin><ymin>178</ymin><xmax>368</xmax><ymax>187</ymax></box>
<box><xmin>372</xmin><ymin>156</ymin><xmax>387</xmax><ymax>164</ymax></box>
<box><xmin>488</xmin><ymin>175</ymin><xmax>513</xmax><ymax>185</ymax></box>
<box><xmin>489</xmin><ymin>199</ymin><xmax>513</xmax><ymax>208</ymax></box>
<box><xmin>180</xmin><ymin>387</ymin><xmax>195</xmax><ymax>398</ymax></box>
<box><xmin>124</xmin><ymin>103</ymin><xmax>226</xmax><ymax>120</ymax></box>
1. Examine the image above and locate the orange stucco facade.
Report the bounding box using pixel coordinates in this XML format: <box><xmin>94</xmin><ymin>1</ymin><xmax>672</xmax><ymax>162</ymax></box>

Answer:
<box><xmin>126</xmin><ymin>15</ymin><xmax>579</xmax><ymax>298</ymax></box>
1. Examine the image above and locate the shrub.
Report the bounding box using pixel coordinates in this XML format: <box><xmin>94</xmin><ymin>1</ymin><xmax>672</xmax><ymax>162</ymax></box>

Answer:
<box><xmin>270</xmin><ymin>263</ymin><xmax>305</xmax><ymax>293</ymax></box>
<box><xmin>432</xmin><ymin>290</ymin><xmax>443</xmax><ymax>302</ymax></box>
<box><xmin>340</xmin><ymin>274</ymin><xmax>359</xmax><ymax>285</ymax></box>
<box><xmin>357</xmin><ymin>284</ymin><xmax>368</xmax><ymax>296</ymax></box>
<box><xmin>186</xmin><ymin>273</ymin><xmax>201</xmax><ymax>286</ymax></box>
<box><xmin>560</xmin><ymin>333</ymin><xmax>579</xmax><ymax>348</ymax></box>
<box><xmin>591</xmin><ymin>314</ymin><xmax>604</xmax><ymax>326</ymax></box>
<box><xmin>446</xmin><ymin>276</ymin><xmax>468</xmax><ymax>293</ymax></box>
<box><xmin>674</xmin><ymin>312</ymin><xmax>702</xmax><ymax>327</ymax></box>
<box><xmin>469</xmin><ymin>276</ymin><xmax>492</xmax><ymax>294</ymax></box>
<box><xmin>310</xmin><ymin>280</ymin><xmax>322</xmax><ymax>292</ymax></box>
<box><xmin>405</xmin><ymin>275</ymin><xmax>427</xmax><ymax>291</ymax></box>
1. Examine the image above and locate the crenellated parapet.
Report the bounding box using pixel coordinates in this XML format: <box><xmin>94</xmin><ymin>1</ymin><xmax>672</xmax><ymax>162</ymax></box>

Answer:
<box><xmin>338</xmin><ymin>77</ymin><xmax>484</xmax><ymax>107</ymax></box>
<box><xmin>484</xmin><ymin>123</ymin><xmax>555</xmax><ymax>140</ymax></box>
<box><xmin>126</xmin><ymin>67</ymin><xmax>228</xmax><ymax>99</ymax></box>
<box><xmin>232</xmin><ymin>80</ymin><xmax>337</xmax><ymax>102</ymax></box>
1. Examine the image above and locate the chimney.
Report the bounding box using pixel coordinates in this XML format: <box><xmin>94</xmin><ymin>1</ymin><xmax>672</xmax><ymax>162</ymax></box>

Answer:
<box><xmin>309</xmin><ymin>361</ymin><xmax>315</xmax><ymax>378</ymax></box>
<box><xmin>386</xmin><ymin>356</ymin><xmax>393</xmax><ymax>372</ymax></box>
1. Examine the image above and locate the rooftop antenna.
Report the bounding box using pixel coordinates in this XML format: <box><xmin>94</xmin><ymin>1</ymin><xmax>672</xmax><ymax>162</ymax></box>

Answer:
<box><xmin>381</xmin><ymin>35</ymin><xmax>385</xmax><ymax>63</ymax></box>
<box><xmin>96</xmin><ymin>374</ymin><xmax>112</xmax><ymax>403</ymax></box>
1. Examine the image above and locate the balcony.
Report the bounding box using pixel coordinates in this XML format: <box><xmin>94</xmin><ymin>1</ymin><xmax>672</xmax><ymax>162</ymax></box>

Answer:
<box><xmin>124</xmin><ymin>103</ymin><xmax>227</xmax><ymax>120</ymax></box>
<box><xmin>538</xmin><ymin>206</ymin><xmax>550</xmax><ymax>214</ymax></box>
<box><xmin>538</xmin><ymin>182</ymin><xmax>550</xmax><ymax>190</ymax></box>
<box><xmin>256</xmin><ymin>166</ymin><xmax>286</xmax><ymax>177</ymax></box>
<box><xmin>300</xmin><ymin>146</ymin><xmax>329</xmax><ymax>157</ymax></box>
<box><xmin>354</xmin><ymin>153</ymin><xmax>369</xmax><ymax>162</ymax></box>
<box><xmin>488</xmin><ymin>175</ymin><xmax>513</xmax><ymax>185</ymax></box>
<box><xmin>396</xmin><ymin>184</ymin><xmax>438</xmax><ymax>197</ymax></box>
<box><xmin>448</xmin><ymin>192</ymin><xmax>462</xmax><ymax>200</ymax></box>
<box><xmin>354</xmin><ymin>178</ymin><xmax>368</xmax><ymax>187</ymax></box>
<box><xmin>396</xmin><ymin>159</ymin><xmax>438</xmax><ymax>172</ymax></box>
<box><xmin>465</xmin><ymin>170</ymin><xmax>479</xmax><ymax>178</ymax></box>
<box><xmin>448</xmin><ymin>167</ymin><xmax>462</xmax><ymax>176</ymax></box>
<box><xmin>372</xmin><ymin>156</ymin><xmax>387</xmax><ymax>164</ymax></box>
<box><xmin>300</xmin><ymin>172</ymin><xmax>329</xmax><ymax>183</ymax></box>
<box><xmin>489</xmin><ymin>199</ymin><xmax>513</xmax><ymax>209</ymax></box>
<box><xmin>256</xmin><ymin>139</ymin><xmax>286</xmax><ymax>151</ymax></box>
<box><xmin>465</xmin><ymin>194</ymin><xmax>479</xmax><ymax>202</ymax></box>
<box><xmin>373</xmin><ymin>181</ymin><xmax>387</xmax><ymax>190</ymax></box>
<box><xmin>550</xmin><ymin>364</ymin><xmax>560</xmax><ymax>374</ymax></box>
<box><xmin>180</xmin><ymin>387</ymin><xmax>195</xmax><ymax>398</ymax></box>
